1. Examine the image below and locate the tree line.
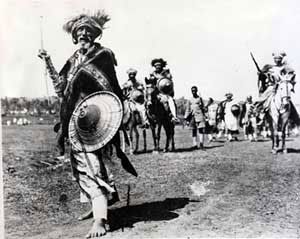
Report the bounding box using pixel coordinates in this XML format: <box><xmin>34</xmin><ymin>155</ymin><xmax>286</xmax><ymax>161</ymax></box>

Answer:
<box><xmin>1</xmin><ymin>96</ymin><xmax>188</xmax><ymax>117</ymax></box>
<box><xmin>1</xmin><ymin>97</ymin><xmax>60</xmax><ymax>116</ymax></box>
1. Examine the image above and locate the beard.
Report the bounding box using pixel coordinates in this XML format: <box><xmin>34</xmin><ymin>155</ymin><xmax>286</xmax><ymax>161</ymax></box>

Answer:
<box><xmin>78</xmin><ymin>36</ymin><xmax>93</xmax><ymax>49</ymax></box>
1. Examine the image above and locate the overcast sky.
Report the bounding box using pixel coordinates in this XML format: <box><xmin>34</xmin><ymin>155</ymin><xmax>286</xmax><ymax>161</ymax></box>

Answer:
<box><xmin>1</xmin><ymin>0</ymin><xmax>300</xmax><ymax>103</ymax></box>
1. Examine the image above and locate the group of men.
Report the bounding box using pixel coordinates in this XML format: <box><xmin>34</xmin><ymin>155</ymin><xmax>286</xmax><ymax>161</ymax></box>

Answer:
<box><xmin>121</xmin><ymin>58</ymin><xmax>177</xmax><ymax>123</ymax></box>
<box><xmin>37</xmin><ymin>9</ymin><xmax>299</xmax><ymax>238</ymax></box>
<box><xmin>184</xmin><ymin>51</ymin><xmax>299</xmax><ymax>149</ymax></box>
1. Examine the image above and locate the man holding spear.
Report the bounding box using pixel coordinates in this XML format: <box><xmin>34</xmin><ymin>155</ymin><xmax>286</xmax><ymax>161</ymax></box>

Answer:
<box><xmin>38</xmin><ymin>10</ymin><xmax>137</xmax><ymax>238</ymax></box>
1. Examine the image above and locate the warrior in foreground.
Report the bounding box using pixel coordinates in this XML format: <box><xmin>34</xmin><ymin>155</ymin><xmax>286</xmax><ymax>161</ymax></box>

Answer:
<box><xmin>38</xmin><ymin>10</ymin><xmax>136</xmax><ymax>238</ymax></box>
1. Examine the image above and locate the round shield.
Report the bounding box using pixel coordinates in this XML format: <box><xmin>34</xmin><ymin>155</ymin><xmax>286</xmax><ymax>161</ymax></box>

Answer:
<box><xmin>68</xmin><ymin>91</ymin><xmax>123</xmax><ymax>152</ymax></box>
<box><xmin>231</xmin><ymin>104</ymin><xmax>241</xmax><ymax>117</ymax></box>
<box><xmin>157</xmin><ymin>78</ymin><xmax>174</xmax><ymax>95</ymax></box>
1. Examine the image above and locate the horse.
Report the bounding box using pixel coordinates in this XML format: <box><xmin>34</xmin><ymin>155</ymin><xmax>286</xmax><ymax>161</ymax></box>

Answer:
<box><xmin>145</xmin><ymin>83</ymin><xmax>175</xmax><ymax>153</ymax></box>
<box><xmin>265</xmin><ymin>76</ymin><xmax>293</xmax><ymax>154</ymax></box>
<box><xmin>122</xmin><ymin>94</ymin><xmax>149</xmax><ymax>154</ymax></box>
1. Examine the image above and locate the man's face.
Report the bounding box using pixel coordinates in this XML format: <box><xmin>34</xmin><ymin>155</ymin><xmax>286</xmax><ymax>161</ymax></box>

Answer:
<box><xmin>274</xmin><ymin>57</ymin><xmax>283</xmax><ymax>66</ymax></box>
<box><xmin>154</xmin><ymin>63</ymin><xmax>162</xmax><ymax>72</ymax></box>
<box><xmin>226</xmin><ymin>95</ymin><xmax>233</xmax><ymax>101</ymax></box>
<box><xmin>76</xmin><ymin>26</ymin><xmax>96</xmax><ymax>49</ymax></box>
<box><xmin>128</xmin><ymin>73</ymin><xmax>136</xmax><ymax>80</ymax></box>
<box><xmin>191</xmin><ymin>87</ymin><xmax>198</xmax><ymax>96</ymax></box>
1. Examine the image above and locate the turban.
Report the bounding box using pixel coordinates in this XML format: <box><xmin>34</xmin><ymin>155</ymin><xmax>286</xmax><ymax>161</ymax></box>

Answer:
<box><xmin>272</xmin><ymin>51</ymin><xmax>286</xmax><ymax>59</ymax></box>
<box><xmin>63</xmin><ymin>10</ymin><xmax>110</xmax><ymax>41</ymax></box>
<box><xmin>126</xmin><ymin>68</ymin><xmax>138</xmax><ymax>75</ymax></box>
<box><xmin>225</xmin><ymin>92</ymin><xmax>233</xmax><ymax>98</ymax></box>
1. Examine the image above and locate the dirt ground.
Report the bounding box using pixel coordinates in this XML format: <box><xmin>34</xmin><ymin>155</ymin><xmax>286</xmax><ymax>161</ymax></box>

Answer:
<box><xmin>2</xmin><ymin>124</ymin><xmax>300</xmax><ymax>238</ymax></box>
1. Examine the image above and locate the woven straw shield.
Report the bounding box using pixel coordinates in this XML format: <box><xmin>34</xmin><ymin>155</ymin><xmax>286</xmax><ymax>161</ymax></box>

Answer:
<box><xmin>68</xmin><ymin>91</ymin><xmax>123</xmax><ymax>152</ymax></box>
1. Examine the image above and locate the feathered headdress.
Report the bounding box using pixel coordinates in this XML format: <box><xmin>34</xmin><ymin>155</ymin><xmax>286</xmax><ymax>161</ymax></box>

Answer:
<box><xmin>151</xmin><ymin>58</ymin><xmax>167</xmax><ymax>67</ymax></box>
<box><xmin>63</xmin><ymin>10</ymin><xmax>110</xmax><ymax>43</ymax></box>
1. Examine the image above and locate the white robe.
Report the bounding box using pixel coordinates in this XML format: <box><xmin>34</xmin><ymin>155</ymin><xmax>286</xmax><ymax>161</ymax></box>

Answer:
<box><xmin>224</xmin><ymin>100</ymin><xmax>239</xmax><ymax>131</ymax></box>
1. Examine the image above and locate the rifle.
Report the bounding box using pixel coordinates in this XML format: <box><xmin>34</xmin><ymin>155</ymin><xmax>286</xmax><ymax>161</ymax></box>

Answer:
<box><xmin>250</xmin><ymin>52</ymin><xmax>267</xmax><ymax>93</ymax></box>
<box><xmin>250</xmin><ymin>52</ymin><xmax>262</xmax><ymax>73</ymax></box>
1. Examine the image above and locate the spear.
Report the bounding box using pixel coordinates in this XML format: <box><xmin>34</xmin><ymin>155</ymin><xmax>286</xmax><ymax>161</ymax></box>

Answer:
<box><xmin>40</xmin><ymin>15</ymin><xmax>51</xmax><ymax>106</ymax></box>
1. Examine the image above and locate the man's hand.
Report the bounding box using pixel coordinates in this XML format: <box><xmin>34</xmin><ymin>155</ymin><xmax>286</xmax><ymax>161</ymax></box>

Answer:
<box><xmin>38</xmin><ymin>49</ymin><xmax>50</xmax><ymax>60</ymax></box>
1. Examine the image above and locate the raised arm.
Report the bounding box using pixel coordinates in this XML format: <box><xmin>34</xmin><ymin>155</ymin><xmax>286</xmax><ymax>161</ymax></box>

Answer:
<box><xmin>38</xmin><ymin>49</ymin><xmax>67</xmax><ymax>97</ymax></box>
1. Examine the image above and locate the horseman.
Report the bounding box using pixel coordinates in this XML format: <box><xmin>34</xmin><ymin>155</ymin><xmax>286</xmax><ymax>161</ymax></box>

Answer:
<box><xmin>122</xmin><ymin>68</ymin><xmax>148</xmax><ymax>127</ymax></box>
<box><xmin>38</xmin><ymin>11</ymin><xmax>136</xmax><ymax>238</ymax></box>
<box><xmin>256</xmin><ymin>51</ymin><xmax>300</xmax><ymax>126</ymax></box>
<box><xmin>184</xmin><ymin>86</ymin><xmax>207</xmax><ymax>150</ymax></box>
<box><xmin>122</xmin><ymin>68</ymin><xmax>144</xmax><ymax>100</ymax></box>
<box><xmin>146</xmin><ymin>58</ymin><xmax>178</xmax><ymax>122</ymax></box>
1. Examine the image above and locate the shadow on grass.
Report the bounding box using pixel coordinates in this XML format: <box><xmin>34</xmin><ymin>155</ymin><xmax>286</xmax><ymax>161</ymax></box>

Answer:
<box><xmin>132</xmin><ymin>143</ymin><xmax>223</xmax><ymax>154</ymax></box>
<box><xmin>287</xmin><ymin>148</ymin><xmax>300</xmax><ymax>153</ymax></box>
<box><xmin>108</xmin><ymin>197</ymin><xmax>189</xmax><ymax>231</ymax></box>
<box><xmin>204</xmin><ymin>144</ymin><xmax>224</xmax><ymax>150</ymax></box>
<box><xmin>133</xmin><ymin>149</ymin><xmax>153</xmax><ymax>155</ymax></box>
<box><xmin>256</xmin><ymin>139</ymin><xmax>269</xmax><ymax>142</ymax></box>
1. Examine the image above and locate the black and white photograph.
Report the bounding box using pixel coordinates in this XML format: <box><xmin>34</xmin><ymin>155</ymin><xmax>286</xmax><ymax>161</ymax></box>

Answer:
<box><xmin>1</xmin><ymin>0</ymin><xmax>300</xmax><ymax>238</ymax></box>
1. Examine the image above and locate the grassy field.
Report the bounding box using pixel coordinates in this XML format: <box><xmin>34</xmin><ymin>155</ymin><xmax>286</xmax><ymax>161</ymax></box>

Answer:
<box><xmin>2</xmin><ymin>124</ymin><xmax>300</xmax><ymax>238</ymax></box>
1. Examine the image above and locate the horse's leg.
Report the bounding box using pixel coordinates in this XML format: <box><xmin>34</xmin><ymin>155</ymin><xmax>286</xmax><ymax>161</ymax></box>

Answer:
<box><xmin>151</xmin><ymin>125</ymin><xmax>158</xmax><ymax>153</ymax></box>
<box><xmin>157</xmin><ymin>123</ymin><xmax>162</xmax><ymax>152</ymax></box>
<box><xmin>272</xmin><ymin>121</ymin><xmax>279</xmax><ymax>154</ymax></box>
<box><xmin>253</xmin><ymin>118</ymin><xmax>258</xmax><ymax>141</ymax></box>
<box><xmin>282</xmin><ymin>126</ymin><xmax>287</xmax><ymax>153</ymax></box>
<box><xmin>266</xmin><ymin>114</ymin><xmax>276</xmax><ymax>154</ymax></box>
<box><xmin>134</xmin><ymin>126</ymin><xmax>139</xmax><ymax>153</ymax></box>
<box><xmin>281</xmin><ymin>114</ymin><xmax>289</xmax><ymax>154</ymax></box>
<box><xmin>171</xmin><ymin>124</ymin><xmax>175</xmax><ymax>151</ymax></box>
<box><xmin>243</xmin><ymin>124</ymin><xmax>248</xmax><ymax>140</ymax></box>
<box><xmin>270</xmin><ymin>127</ymin><xmax>275</xmax><ymax>154</ymax></box>
<box><xmin>143</xmin><ymin>128</ymin><xmax>147</xmax><ymax>152</ymax></box>
<box><xmin>163</xmin><ymin>123</ymin><xmax>170</xmax><ymax>153</ymax></box>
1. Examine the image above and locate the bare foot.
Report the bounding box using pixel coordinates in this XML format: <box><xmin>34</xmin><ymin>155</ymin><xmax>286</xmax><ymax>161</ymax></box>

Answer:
<box><xmin>78</xmin><ymin>209</ymin><xmax>93</xmax><ymax>221</ymax></box>
<box><xmin>85</xmin><ymin>219</ymin><xmax>106</xmax><ymax>238</ymax></box>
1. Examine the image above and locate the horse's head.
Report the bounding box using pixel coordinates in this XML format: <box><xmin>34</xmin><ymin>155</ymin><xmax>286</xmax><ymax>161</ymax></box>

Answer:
<box><xmin>276</xmin><ymin>74</ymin><xmax>294</xmax><ymax>106</ymax></box>
<box><xmin>145</xmin><ymin>80</ymin><xmax>157</xmax><ymax>107</ymax></box>
<box><xmin>258</xmin><ymin>64</ymin><xmax>273</xmax><ymax>94</ymax></box>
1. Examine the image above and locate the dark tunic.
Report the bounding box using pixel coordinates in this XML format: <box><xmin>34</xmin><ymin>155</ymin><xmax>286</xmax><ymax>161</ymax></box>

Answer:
<box><xmin>56</xmin><ymin>43</ymin><xmax>123</xmax><ymax>139</ymax></box>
